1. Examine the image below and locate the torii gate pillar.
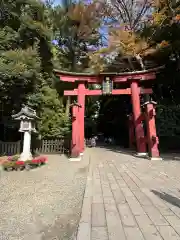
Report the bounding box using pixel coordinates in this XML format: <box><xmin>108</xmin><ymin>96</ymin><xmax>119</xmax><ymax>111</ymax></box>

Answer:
<box><xmin>77</xmin><ymin>82</ymin><xmax>86</xmax><ymax>155</ymax></box>
<box><xmin>71</xmin><ymin>103</ymin><xmax>81</xmax><ymax>159</ymax></box>
<box><xmin>130</xmin><ymin>80</ymin><xmax>147</xmax><ymax>157</ymax></box>
<box><xmin>142</xmin><ymin>98</ymin><xmax>161</xmax><ymax>160</ymax></box>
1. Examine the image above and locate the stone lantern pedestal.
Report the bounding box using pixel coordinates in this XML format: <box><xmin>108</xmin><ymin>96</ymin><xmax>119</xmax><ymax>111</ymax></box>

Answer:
<box><xmin>12</xmin><ymin>105</ymin><xmax>38</xmax><ymax>161</ymax></box>
<box><xmin>20</xmin><ymin>131</ymin><xmax>32</xmax><ymax>161</ymax></box>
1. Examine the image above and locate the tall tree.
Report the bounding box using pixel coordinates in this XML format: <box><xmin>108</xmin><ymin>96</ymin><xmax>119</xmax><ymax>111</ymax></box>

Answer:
<box><xmin>52</xmin><ymin>1</ymin><xmax>103</xmax><ymax>72</ymax></box>
<box><xmin>51</xmin><ymin>0</ymin><xmax>104</xmax><ymax>118</ymax></box>
<box><xmin>0</xmin><ymin>0</ymin><xmax>69</xmax><ymax>140</ymax></box>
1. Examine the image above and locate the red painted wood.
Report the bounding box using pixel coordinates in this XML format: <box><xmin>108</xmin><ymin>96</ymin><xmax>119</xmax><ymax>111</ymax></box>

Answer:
<box><xmin>85</xmin><ymin>89</ymin><xmax>131</xmax><ymax>95</ymax></box>
<box><xmin>57</xmin><ymin>74</ymin><xmax>101</xmax><ymax>83</ymax></box>
<box><xmin>65</xmin><ymin>89</ymin><xmax>78</xmax><ymax>95</ymax></box>
<box><xmin>112</xmin><ymin>73</ymin><xmax>156</xmax><ymax>82</ymax></box>
<box><xmin>78</xmin><ymin>83</ymin><xmax>86</xmax><ymax>153</ymax></box>
<box><xmin>145</xmin><ymin>103</ymin><xmax>160</xmax><ymax>158</ymax></box>
<box><xmin>64</xmin><ymin>88</ymin><xmax>152</xmax><ymax>96</ymax></box>
<box><xmin>57</xmin><ymin>72</ymin><xmax>156</xmax><ymax>83</ymax></box>
<box><xmin>71</xmin><ymin>105</ymin><xmax>80</xmax><ymax>157</ymax></box>
<box><xmin>130</xmin><ymin>80</ymin><xmax>146</xmax><ymax>154</ymax></box>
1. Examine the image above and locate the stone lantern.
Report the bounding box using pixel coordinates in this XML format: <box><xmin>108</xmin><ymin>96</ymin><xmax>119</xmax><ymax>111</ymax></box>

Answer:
<box><xmin>12</xmin><ymin>105</ymin><xmax>38</xmax><ymax>161</ymax></box>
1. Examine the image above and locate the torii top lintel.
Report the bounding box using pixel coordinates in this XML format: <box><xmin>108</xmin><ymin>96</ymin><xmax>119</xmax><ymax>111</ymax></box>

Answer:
<box><xmin>54</xmin><ymin>66</ymin><xmax>164</xmax><ymax>83</ymax></box>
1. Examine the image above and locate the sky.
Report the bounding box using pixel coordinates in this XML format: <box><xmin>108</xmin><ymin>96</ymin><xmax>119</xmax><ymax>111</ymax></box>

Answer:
<box><xmin>54</xmin><ymin>0</ymin><xmax>61</xmax><ymax>4</ymax></box>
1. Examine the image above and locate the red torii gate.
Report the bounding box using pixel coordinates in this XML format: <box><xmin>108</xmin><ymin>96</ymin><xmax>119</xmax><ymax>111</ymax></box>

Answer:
<box><xmin>54</xmin><ymin>68</ymin><xmax>162</xmax><ymax>160</ymax></box>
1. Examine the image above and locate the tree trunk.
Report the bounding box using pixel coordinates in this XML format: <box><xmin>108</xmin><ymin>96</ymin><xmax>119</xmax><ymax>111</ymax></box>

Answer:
<box><xmin>135</xmin><ymin>54</ymin><xmax>145</xmax><ymax>70</ymax></box>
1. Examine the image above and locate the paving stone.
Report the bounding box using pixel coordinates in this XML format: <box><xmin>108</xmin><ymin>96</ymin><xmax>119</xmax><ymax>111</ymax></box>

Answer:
<box><xmin>80</xmin><ymin>197</ymin><xmax>91</xmax><ymax>223</ymax></box>
<box><xmin>116</xmin><ymin>164</ymin><xmax>127</xmax><ymax>173</ymax></box>
<box><xmin>92</xmin><ymin>227</ymin><xmax>108</xmax><ymax>240</ymax></box>
<box><xmin>93</xmin><ymin>179</ymin><xmax>101</xmax><ymax>194</ymax></box>
<box><xmin>114</xmin><ymin>173</ymin><xmax>123</xmax><ymax>180</ymax></box>
<box><xmin>108</xmin><ymin>165</ymin><xmax>122</xmax><ymax>180</ymax></box>
<box><xmin>141</xmin><ymin>188</ymin><xmax>174</xmax><ymax>215</ymax></box>
<box><xmin>112</xmin><ymin>189</ymin><xmax>126</xmax><ymax>204</ymax></box>
<box><xmin>103</xmin><ymin>196</ymin><xmax>115</xmax><ymax>204</ymax></box>
<box><xmin>117</xmin><ymin>203</ymin><xmax>137</xmax><ymax>227</ymax></box>
<box><xmin>135</xmin><ymin>215</ymin><xmax>163</xmax><ymax>240</ymax></box>
<box><xmin>135</xmin><ymin>214</ymin><xmax>153</xmax><ymax>226</ymax></box>
<box><xmin>166</xmin><ymin>214</ymin><xmax>180</xmax><ymax>223</ymax></box>
<box><xmin>121</xmin><ymin>172</ymin><xmax>139</xmax><ymax>191</ymax></box>
<box><xmin>110</xmin><ymin>182</ymin><xmax>119</xmax><ymax>191</ymax></box>
<box><xmin>76</xmin><ymin>222</ymin><xmax>91</xmax><ymax>240</ymax></box>
<box><xmin>143</xmin><ymin>205</ymin><xmax>169</xmax><ymax>226</ymax></box>
<box><xmin>104</xmin><ymin>203</ymin><xmax>117</xmax><ymax>212</ymax></box>
<box><xmin>99</xmin><ymin>177</ymin><xmax>109</xmax><ymax>186</ymax></box>
<box><xmin>93</xmin><ymin>168</ymin><xmax>100</xmax><ymax>179</ymax></box>
<box><xmin>117</xmin><ymin>179</ymin><xmax>128</xmax><ymax>188</ymax></box>
<box><xmin>142</xmin><ymin>225</ymin><xmax>163</xmax><ymax>240</ymax></box>
<box><xmin>98</xmin><ymin>162</ymin><xmax>104</xmax><ymax>168</ymax></box>
<box><xmin>125</xmin><ymin>170</ymin><xmax>144</xmax><ymax>188</ymax></box>
<box><xmin>165</xmin><ymin>215</ymin><xmax>180</xmax><ymax>235</ymax></box>
<box><xmin>157</xmin><ymin>226</ymin><xmax>180</xmax><ymax>240</ymax></box>
<box><xmin>101</xmin><ymin>185</ymin><xmax>113</xmax><ymax>197</ymax></box>
<box><xmin>132</xmin><ymin>190</ymin><xmax>152</xmax><ymax>206</ymax></box>
<box><xmin>92</xmin><ymin>176</ymin><xmax>103</xmax><ymax>203</ymax></box>
<box><xmin>84</xmin><ymin>182</ymin><xmax>92</xmax><ymax>198</ymax></box>
<box><xmin>109</xmin><ymin>181</ymin><xmax>126</xmax><ymax>204</ymax></box>
<box><xmin>93</xmin><ymin>194</ymin><xmax>103</xmax><ymax>203</ymax></box>
<box><xmin>124</xmin><ymin>227</ymin><xmax>145</xmax><ymax>240</ymax></box>
<box><xmin>124</xmin><ymin>195</ymin><xmax>146</xmax><ymax>216</ymax></box>
<box><xmin>99</xmin><ymin>171</ymin><xmax>108</xmax><ymax>181</ymax></box>
<box><xmin>107</xmin><ymin>173</ymin><xmax>116</xmax><ymax>184</ymax></box>
<box><xmin>106</xmin><ymin>210</ymin><xmax>126</xmax><ymax>240</ymax></box>
<box><xmin>121</xmin><ymin>187</ymin><xmax>134</xmax><ymax>197</ymax></box>
<box><xmin>92</xmin><ymin>203</ymin><xmax>106</xmax><ymax>227</ymax></box>
<box><xmin>165</xmin><ymin>204</ymin><xmax>180</xmax><ymax>218</ymax></box>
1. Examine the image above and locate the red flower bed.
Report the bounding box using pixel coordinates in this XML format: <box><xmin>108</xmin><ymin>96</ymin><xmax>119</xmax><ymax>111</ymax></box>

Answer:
<box><xmin>31</xmin><ymin>156</ymin><xmax>47</xmax><ymax>164</ymax></box>
<box><xmin>15</xmin><ymin>161</ymin><xmax>24</xmax><ymax>165</ymax></box>
<box><xmin>2</xmin><ymin>155</ymin><xmax>47</xmax><ymax>171</ymax></box>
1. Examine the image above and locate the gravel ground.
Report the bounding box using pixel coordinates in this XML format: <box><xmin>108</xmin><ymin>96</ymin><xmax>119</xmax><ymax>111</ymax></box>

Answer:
<box><xmin>0</xmin><ymin>154</ymin><xmax>90</xmax><ymax>240</ymax></box>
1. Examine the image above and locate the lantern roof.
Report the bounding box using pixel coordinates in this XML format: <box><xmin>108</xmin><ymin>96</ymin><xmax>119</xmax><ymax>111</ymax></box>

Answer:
<box><xmin>12</xmin><ymin>105</ymin><xmax>39</xmax><ymax>120</ymax></box>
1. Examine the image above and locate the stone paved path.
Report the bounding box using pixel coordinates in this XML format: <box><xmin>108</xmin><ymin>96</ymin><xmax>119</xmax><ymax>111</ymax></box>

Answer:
<box><xmin>75</xmin><ymin>147</ymin><xmax>180</xmax><ymax>240</ymax></box>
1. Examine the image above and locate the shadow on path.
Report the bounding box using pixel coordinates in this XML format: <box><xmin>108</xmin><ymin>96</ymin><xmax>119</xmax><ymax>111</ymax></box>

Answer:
<box><xmin>96</xmin><ymin>143</ymin><xmax>180</xmax><ymax>161</ymax></box>
<box><xmin>96</xmin><ymin>142</ymin><xmax>136</xmax><ymax>157</ymax></box>
<box><xmin>152</xmin><ymin>190</ymin><xmax>180</xmax><ymax>208</ymax></box>
<box><xmin>160</xmin><ymin>153</ymin><xmax>180</xmax><ymax>161</ymax></box>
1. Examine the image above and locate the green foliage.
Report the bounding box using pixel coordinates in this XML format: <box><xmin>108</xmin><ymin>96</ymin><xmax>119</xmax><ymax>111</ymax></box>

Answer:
<box><xmin>0</xmin><ymin>0</ymin><xmax>50</xmax><ymax>102</ymax></box>
<box><xmin>52</xmin><ymin>1</ymin><xmax>102</xmax><ymax>72</ymax></box>
<box><xmin>0</xmin><ymin>0</ymin><xmax>70</xmax><ymax>140</ymax></box>
<box><xmin>28</xmin><ymin>86</ymin><xmax>70</xmax><ymax>139</ymax></box>
<box><xmin>156</xmin><ymin>104</ymin><xmax>180</xmax><ymax>137</ymax></box>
